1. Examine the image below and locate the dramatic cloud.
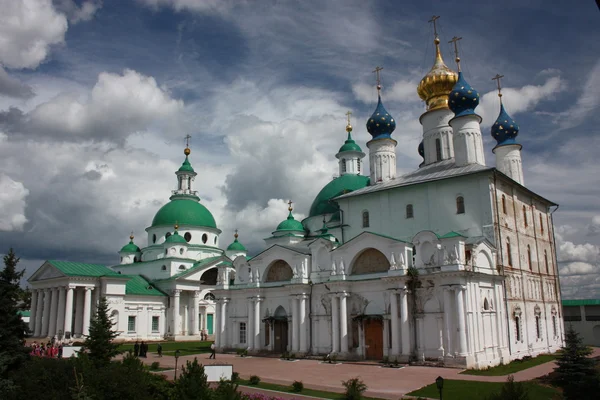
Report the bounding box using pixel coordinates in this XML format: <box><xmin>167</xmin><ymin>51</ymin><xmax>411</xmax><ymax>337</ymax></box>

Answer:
<box><xmin>0</xmin><ymin>170</ymin><xmax>29</xmax><ymax>232</ymax></box>
<box><xmin>352</xmin><ymin>79</ymin><xmax>421</xmax><ymax>104</ymax></box>
<box><xmin>0</xmin><ymin>66</ymin><xmax>35</xmax><ymax>99</ymax></box>
<box><xmin>53</xmin><ymin>0</ymin><xmax>102</xmax><ymax>24</ymax></box>
<box><xmin>556</xmin><ymin>59</ymin><xmax>600</xmax><ymax>130</ymax></box>
<box><xmin>0</xmin><ymin>0</ymin><xmax>68</xmax><ymax>69</ymax></box>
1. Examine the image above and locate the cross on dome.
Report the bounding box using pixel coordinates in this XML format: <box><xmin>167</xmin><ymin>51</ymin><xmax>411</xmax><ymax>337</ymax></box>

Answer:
<box><xmin>373</xmin><ymin>66</ymin><xmax>383</xmax><ymax>91</ymax></box>
<box><xmin>449</xmin><ymin>36</ymin><xmax>462</xmax><ymax>71</ymax></box>
<box><xmin>288</xmin><ymin>200</ymin><xmax>293</xmax><ymax>212</ymax></box>
<box><xmin>492</xmin><ymin>74</ymin><xmax>504</xmax><ymax>100</ymax></box>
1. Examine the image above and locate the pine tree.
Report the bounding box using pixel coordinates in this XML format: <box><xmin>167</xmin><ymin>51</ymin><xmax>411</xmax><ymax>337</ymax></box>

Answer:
<box><xmin>175</xmin><ymin>357</ymin><xmax>212</xmax><ymax>400</ymax></box>
<box><xmin>82</xmin><ymin>296</ymin><xmax>120</xmax><ymax>365</ymax></box>
<box><xmin>553</xmin><ymin>325</ymin><xmax>600</xmax><ymax>399</ymax></box>
<box><xmin>0</xmin><ymin>248</ymin><xmax>30</xmax><ymax>395</ymax></box>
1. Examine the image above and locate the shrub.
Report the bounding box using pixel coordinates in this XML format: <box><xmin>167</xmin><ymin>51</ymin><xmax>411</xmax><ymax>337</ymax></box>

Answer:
<box><xmin>175</xmin><ymin>357</ymin><xmax>211</xmax><ymax>400</ymax></box>
<box><xmin>485</xmin><ymin>375</ymin><xmax>529</xmax><ymax>400</ymax></box>
<box><xmin>342</xmin><ymin>377</ymin><xmax>367</xmax><ymax>400</ymax></box>
<box><xmin>236</xmin><ymin>348</ymin><xmax>248</xmax><ymax>357</ymax></box>
<box><xmin>231</xmin><ymin>372</ymin><xmax>240</xmax><ymax>382</ymax></box>
<box><xmin>150</xmin><ymin>361</ymin><xmax>160</xmax><ymax>370</ymax></box>
<box><xmin>289</xmin><ymin>353</ymin><xmax>296</xmax><ymax>360</ymax></box>
<box><xmin>292</xmin><ymin>381</ymin><xmax>303</xmax><ymax>393</ymax></box>
<box><xmin>216</xmin><ymin>378</ymin><xmax>242</xmax><ymax>400</ymax></box>
<box><xmin>249</xmin><ymin>375</ymin><xmax>260</xmax><ymax>385</ymax></box>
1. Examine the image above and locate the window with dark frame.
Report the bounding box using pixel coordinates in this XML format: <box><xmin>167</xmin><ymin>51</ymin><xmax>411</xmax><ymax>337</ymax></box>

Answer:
<box><xmin>406</xmin><ymin>204</ymin><xmax>414</xmax><ymax>219</ymax></box>
<box><xmin>362</xmin><ymin>211</ymin><xmax>369</xmax><ymax>228</ymax></box>
<box><xmin>456</xmin><ymin>196</ymin><xmax>465</xmax><ymax>214</ymax></box>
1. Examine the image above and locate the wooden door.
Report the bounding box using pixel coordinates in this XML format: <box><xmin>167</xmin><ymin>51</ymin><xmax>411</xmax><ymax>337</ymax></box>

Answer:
<box><xmin>364</xmin><ymin>319</ymin><xmax>383</xmax><ymax>359</ymax></box>
<box><xmin>274</xmin><ymin>320</ymin><xmax>288</xmax><ymax>353</ymax></box>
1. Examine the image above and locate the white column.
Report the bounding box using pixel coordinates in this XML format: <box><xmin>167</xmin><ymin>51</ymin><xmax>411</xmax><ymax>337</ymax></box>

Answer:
<box><xmin>400</xmin><ymin>288</ymin><xmax>410</xmax><ymax>356</ymax></box>
<box><xmin>74</xmin><ymin>288</ymin><xmax>84</xmax><ymax>337</ymax></box>
<box><xmin>247</xmin><ymin>299</ymin><xmax>254</xmax><ymax>350</ymax></box>
<box><xmin>82</xmin><ymin>287</ymin><xmax>93</xmax><ymax>336</ymax></box>
<box><xmin>383</xmin><ymin>319</ymin><xmax>390</xmax><ymax>356</ymax></box>
<box><xmin>417</xmin><ymin>317</ymin><xmax>425</xmax><ymax>357</ymax></box>
<box><xmin>183</xmin><ymin>304</ymin><xmax>189</xmax><ymax>335</ymax></box>
<box><xmin>292</xmin><ymin>296</ymin><xmax>299</xmax><ymax>352</ymax></box>
<box><xmin>389</xmin><ymin>291</ymin><xmax>400</xmax><ymax>357</ymax></box>
<box><xmin>443</xmin><ymin>288</ymin><xmax>453</xmax><ymax>356</ymax></box>
<box><xmin>34</xmin><ymin>289</ymin><xmax>44</xmax><ymax>337</ymax></box>
<box><xmin>172</xmin><ymin>290</ymin><xmax>181</xmax><ymax>337</ymax></box>
<box><xmin>64</xmin><ymin>286</ymin><xmax>74</xmax><ymax>336</ymax></box>
<box><xmin>437</xmin><ymin>316</ymin><xmax>444</xmax><ymax>355</ymax></box>
<box><xmin>456</xmin><ymin>286</ymin><xmax>468</xmax><ymax>356</ymax></box>
<box><xmin>41</xmin><ymin>288</ymin><xmax>51</xmax><ymax>337</ymax></box>
<box><xmin>254</xmin><ymin>297</ymin><xmax>261</xmax><ymax>350</ymax></box>
<box><xmin>56</xmin><ymin>286</ymin><xmax>66</xmax><ymax>338</ymax></box>
<box><xmin>299</xmin><ymin>294</ymin><xmax>307</xmax><ymax>353</ymax></box>
<box><xmin>214</xmin><ymin>301</ymin><xmax>221</xmax><ymax>347</ymax></box>
<box><xmin>191</xmin><ymin>291</ymin><xmax>200</xmax><ymax>336</ymax></box>
<box><xmin>48</xmin><ymin>287</ymin><xmax>59</xmax><ymax>337</ymax></box>
<box><xmin>220</xmin><ymin>299</ymin><xmax>228</xmax><ymax>347</ymax></box>
<box><xmin>29</xmin><ymin>289</ymin><xmax>38</xmax><ymax>333</ymax></box>
<box><xmin>340</xmin><ymin>293</ymin><xmax>348</xmax><ymax>353</ymax></box>
<box><xmin>331</xmin><ymin>295</ymin><xmax>339</xmax><ymax>353</ymax></box>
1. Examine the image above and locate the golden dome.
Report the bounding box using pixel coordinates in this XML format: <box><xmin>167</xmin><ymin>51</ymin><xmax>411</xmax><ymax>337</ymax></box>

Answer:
<box><xmin>417</xmin><ymin>37</ymin><xmax>458</xmax><ymax>111</ymax></box>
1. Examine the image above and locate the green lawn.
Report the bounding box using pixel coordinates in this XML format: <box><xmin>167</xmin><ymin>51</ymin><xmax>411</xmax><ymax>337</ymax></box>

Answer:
<box><xmin>237</xmin><ymin>379</ymin><xmax>385</xmax><ymax>400</ymax></box>
<box><xmin>118</xmin><ymin>340</ymin><xmax>212</xmax><ymax>356</ymax></box>
<box><xmin>407</xmin><ymin>379</ymin><xmax>560</xmax><ymax>400</ymax></box>
<box><xmin>460</xmin><ymin>354</ymin><xmax>557</xmax><ymax>376</ymax></box>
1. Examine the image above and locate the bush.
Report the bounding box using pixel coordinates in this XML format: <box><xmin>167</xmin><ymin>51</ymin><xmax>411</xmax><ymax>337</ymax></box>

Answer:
<box><xmin>292</xmin><ymin>381</ymin><xmax>303</xmax><ymax>392</ymax></box>
<box><xmin>231</xmin><ymin>372</ymin><xmax>239</xmax><ymax>382</ymax></box>
<box><xmin>150</xmin><ymin>362</ymin><xmax>160</xmax><ymax>370</ymax></box>
<box><xmin>175</xmin><ymin>358</ymin><xmax>211</xmax><ymax>400</ymax></box>
<box><xmin>248</xmin><ymin>375</ymin><xmax>261</xmax><ymax>385</ymax></box>
<box><xmin>289</xmin><ymin>353</ymin><xmax>296</xmax><ymax>360</ymax></box>
<box><xmin>216</xmin><ymin>379</ymin><xmax>242</xmax><ymax>400</ymax></box>
<box><xmin>485</xmin><ymin>375</ymin><xmax>529</xmax><ymax>400</ymax></box>
<box><xmin>342</xmin><ymin>377</ymin><xmax>367</xmax><ymax>400</ymax></box>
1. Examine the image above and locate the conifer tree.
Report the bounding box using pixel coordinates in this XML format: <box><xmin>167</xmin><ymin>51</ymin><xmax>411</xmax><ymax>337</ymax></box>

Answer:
<box><xmin>82</xmin><ymin>296</ymin><xmax>120</xmax><ymax>365</ymax></box>
<box><xmin>0</xmin><ymin>248</ymin><xmax>30</xmax><ymax>395</ymax></box>
<box><xmin>175</xmin><ymin>357</ymin><xmax>211</xmax><ymax>400</ymax></box>
<box><xmin>554</xmin><ymin>325</ymin><xmax>600</xmax><ymax>399</ymax></box>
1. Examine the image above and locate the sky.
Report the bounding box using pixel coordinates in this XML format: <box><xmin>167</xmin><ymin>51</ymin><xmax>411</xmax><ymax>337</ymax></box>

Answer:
<box><xmin>0</xmin><ymin>0</ymin><xmax>599</xmax><ymax>299</ymax></box>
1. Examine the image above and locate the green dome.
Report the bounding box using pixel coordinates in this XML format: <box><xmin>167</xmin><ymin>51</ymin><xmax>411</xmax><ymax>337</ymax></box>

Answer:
<box><xmin>178</xmin><ymin>156</ymin><xmax>195</xmax><ymax>172</ymax></box>
<box><xmin>338</xmin><ymin>132</ymin><xmax>363</xmax><ymax>153</ymax></box>
<box><xmin>309</xmin><ymin>174</ymin><xmax>370</xmax><ymax>217</ymax></box>
<box><xmin>151</xmin><ymin>198</ymin><xmax>217</xmax><ymax>229</ymax></box>
<box><xmin>165</xmin><ymin>231</ymin><xmax>187</xmax><ymax>244</ymax></box>
<box><xmin>227</xmin><ymin>237</ymin><xmax>247</xmax><ymax>252</ymax></box>
<box><xmin>276</xmin><ymin>211</ymin><xmax>305</xmax><ymax>232</ymax></box>
<box><xmin>120</xmin><ymin>240</ymin><xmax>140</xmax><ymax>253</ymax></box>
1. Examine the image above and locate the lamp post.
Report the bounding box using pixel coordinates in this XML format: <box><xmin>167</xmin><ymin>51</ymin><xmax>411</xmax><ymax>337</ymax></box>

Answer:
<box><xmin>174</xmin><ymin>349</ymin><xmax>181</xmax><ymax>380</ymax></box>
<box><xmin>435</xmin><ymin>376</ymin><xmax>444</xmax><ymax>400</ymax></box>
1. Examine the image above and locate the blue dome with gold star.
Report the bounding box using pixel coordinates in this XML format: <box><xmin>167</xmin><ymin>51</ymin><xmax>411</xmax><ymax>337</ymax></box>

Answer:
<box><xmin>491</xmin><ymin>103</ymin><xmax>520</xmax><ymax>146</ymax></box>
<box><xmin>449</xmin><ymin>72</ymin><xmax>480</xmax><ymax>117</ymax></box>
<box><xmin>366</xmin><ymin>95</ymin><xmax>396</xmax><ymax>139</ymax></box>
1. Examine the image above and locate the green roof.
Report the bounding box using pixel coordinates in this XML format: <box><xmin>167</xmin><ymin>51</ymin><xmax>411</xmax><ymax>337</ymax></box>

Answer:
<box><xmin>151</xmin><ymin>198</ymin><xmax>217</xmax><ymax>229</ymax></box>
<box><xmin>178</xmin><ymin>156</ymin><xmax>195</xmax><ymax>172</ymax></box>
<box><xmin>165</xmin><ymin>231</ymin><xmax>188</xmax><ymax>244</ymax></box>
<box><xmin>338</xmin><ymin>132</ymin><xmax>363</xmax><ymax>153</ymax></box>
<box><xmin>309</xmin><ymin>174</ymin><xmax>370</xmax><ymax>217</ymax></box>
<box><xmin>124</xmin><ymin>275</ymin><xmax>167</xmax><ymax>296</ymax></box>
<box><xmin>438</xmin><ymin>231</ymin><xmax>467</xmax><ymax>239</ymax></box>
<box><xmin>47</xmin><ymin>260</ymin><xmax>120</xmax><ymax>277</ymax></box>
<box><xmin>227</xmin><ymin>237</ymin><xmax>247</xmax><ymax>252</ymax></box>
<box><xmin>18</xmin><ymin>310</ymin><xmax>31</xmax><ymax>317</ymax></box>
<box><xmin>275</xmin><ymin>211</ymin><xmax>305</xmax><ymax>232</ymax></box>
<box><xmin>120</xmin><ymin>240</ymin><xmax>141</xmax><ymax>253</ymax></box>
<box><xmin>562</xmin><ymin>299</ymin><xmax>600</xmax><ymax>307</ymax></box>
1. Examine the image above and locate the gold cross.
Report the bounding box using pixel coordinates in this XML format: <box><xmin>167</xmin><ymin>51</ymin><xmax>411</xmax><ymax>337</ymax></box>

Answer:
<box><xmin>373</xmin><ymin>66</ymin><xmax>383</xmax><ymax>90</ymax></box>
<box><xmin>492</xmin><ymin>74</ymin><xmax>504</xmax><ymax>98</ymax></box>
<box><xmin>449</xmin><ymin>36</ymin><xmax>462</xmax><ymax>71</ymax></box>
<box><xmin>185</xmin><ymin>134</ymin><xmax>191</xmax><ymax>148</ymax></box>
<box><xmin>345</xmin><ymin>110</ymin><xmax>352</xmax><ymax>125</ymax></box>
<box><xmin>288</xmin><ymin>200</ymin><xmax>293</xmax><ymax>211</ymax></box>
<box><xmin>428</xmin><ymin>15</ymin><xmax>440</xmax><ymax>37</ymax></box>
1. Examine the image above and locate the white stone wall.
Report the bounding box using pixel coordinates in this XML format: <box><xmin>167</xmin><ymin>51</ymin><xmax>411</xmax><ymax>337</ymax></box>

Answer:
<box><xmin>421</xmin><ymin>108</ymin><xmax>454</xmax><ymax>165</ymax></box>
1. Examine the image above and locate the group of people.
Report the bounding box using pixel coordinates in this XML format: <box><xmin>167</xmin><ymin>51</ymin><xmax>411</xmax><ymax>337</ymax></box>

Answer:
<box><xmin>30</xmin><ymin>341</ymin><xmax>63</xmax><ymax>358</ymax></box>
<box><xmin>133</xmin><ymin>341</ymin><xmax>161</xmax><ymax>357</ymax></box>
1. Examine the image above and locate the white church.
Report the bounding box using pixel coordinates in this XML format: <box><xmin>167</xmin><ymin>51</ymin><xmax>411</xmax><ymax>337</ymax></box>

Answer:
<box><xmin>27</xmin><ymin>30</ymin><xmax>564</xmax><ymax>369</ymax></box>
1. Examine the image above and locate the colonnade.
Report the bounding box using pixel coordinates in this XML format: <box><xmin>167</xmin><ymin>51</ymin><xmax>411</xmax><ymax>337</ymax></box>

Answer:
<box><xmin>290</xmin><ymin>294</ymin><xmax>308</xmax><ymax>353</ymax></box>
<box><xmin>170</xmin><ymin>289</ymin><xmax>213</xmax><ymax>337</ymax></box>
<box><xmin>29</xmin><ymin>285</ymin><xmax>95</xmax><ymax>339</ymax></box>
<box><xmin>246</xmin><ymin>296</ymin><xmax>263</xmax><ymax>350</ymax></box>
<box><xmin>388</xmin><ymin>288</ymin><xmax>411</xmax><ymax>357</ymax></box>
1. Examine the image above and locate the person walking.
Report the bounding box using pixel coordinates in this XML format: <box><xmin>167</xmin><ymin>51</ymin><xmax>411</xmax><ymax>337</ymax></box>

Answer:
<box><xmin>157</xmin><ymin>343</ymin><xmax>163</xmax><ymax>357</ymax></box>
<box><xmin>209</xmin><ymin>343</ymin><xmax>216</xmax><ymax>359</ymax></box>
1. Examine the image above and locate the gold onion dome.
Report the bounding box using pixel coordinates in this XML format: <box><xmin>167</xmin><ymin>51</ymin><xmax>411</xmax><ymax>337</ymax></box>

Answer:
<box><xmin>417</xmin><ymin>37</ymin><xmax>458</xmax><ymax>111</ymax></box>
<box><xmin>184</xmin><ymin>147</ymin><xmax>191</xmax><ymax>156</ymax></box>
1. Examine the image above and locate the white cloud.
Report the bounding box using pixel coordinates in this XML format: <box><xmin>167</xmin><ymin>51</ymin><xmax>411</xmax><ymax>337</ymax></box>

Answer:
<box><xmin>0</xmin><ymin>65</ymin><xmax>35</xmax><ymax>99</ymax></box>
<box><xmin>0</xmin><ymin>174</ymin><xmax>29</xmax><ymax>231</ymax></box>
<box><xmin>137</xmin><ymin>0</ymin><xmax>233</xmax><ymax>14</ymax></box>
<box><xmin>556</xmin><ymin>59</ymin><xmax>600</xmax><ymax>130</ymax></box>
<box><xmin>0</xmin><ymin>0</ymin><xmax>68</xmax><ymax>69</ymax></box>
<box><xmin>352</xmin><ymin>79</ymin><xmax>420</xmax><ymax>104</ymax></box>
<box><xmin>53</xmin><ymin>0</ymin><xmax>102</xmax><ymax>24</ymax></box>
<box><xmin>558</xmin><ymin>240</ymin><xmax>600</xmax><ymax>263</ymax></box>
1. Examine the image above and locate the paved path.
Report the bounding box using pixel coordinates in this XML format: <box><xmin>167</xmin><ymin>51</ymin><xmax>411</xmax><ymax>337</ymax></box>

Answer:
<box><xmin>130</xmin><ymin>348</ymin><xmax>600</xmax><ymax>399</ymax></box>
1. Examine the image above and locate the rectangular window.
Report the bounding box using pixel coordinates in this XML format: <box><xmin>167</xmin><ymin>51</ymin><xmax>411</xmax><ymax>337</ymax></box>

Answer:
<box><xmin>535</xmin><ymin>316</ymin><xmax>541</xmax><ymax>339</ymax></box>
<box><xmin>406</xmin><ymin>204</ymin><xmax>414</xmax><ymax>219</ymax></box>
<box><xmin>515</xmin><ymin>316</ymin><xmax>521</xmax><ymax>341</ymax></box>
<box><xmin>435</xmin><ymin>138</ymin><xmax>442</xmax><ymax>161</ymax></box>
<box><xmin>362</xmin><ymin>211</ymin><xmax>370</xmax><ymax>228</ymax></box>
<box><xmin>152</xmin><ymin>316</ymin><xmax>159</xmax><ymax>332</ymax></box>
<box><xmin>552</xmin><ymin>315</ymin><xmax>557</xmax><ymax>337</ymax></box>
<box><xmin>128</xmin><ymin>316</ymin><xmax>136</xmax><ymax>332</ymax></box>
<box><xmin>239</xmin><ymin>322</ymin><xmax>247</xmax><ymax>344</ymax></box>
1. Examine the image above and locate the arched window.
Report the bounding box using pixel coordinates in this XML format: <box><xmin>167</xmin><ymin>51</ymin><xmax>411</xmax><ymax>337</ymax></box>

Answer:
<box><xmin>539</xmin><ymin>214</ymin><xmax>544</xmax><ymax>235</ymax></box>
<box><xmin>179</xmin><ymin>248</ymin><xmax>184</xmax><ymax>255</ymax></box>
<box><xmin>523</xmin><ymin>205</ymin><xmax>528</xmax><ymax>227</ymax></box>
<box><xmin>184</xmin><ymin>232</ymin><xmax>192</xmax><ymax>242</ymax></box>
<box><xmin>204</xmin><ymin>292</ymin><xmax>215</xmax><ymax>301</ymax></box>
<box><xmin>179</xmin><ymin>265</ymin><xmax>186</xmax><ymax>270</ymax></box>
<box><xmin>515</xmin><ymin>316</ymin><xmax>521</xmax><ymax>341</ymax></box>
<box><xmin>362</xmin><ymin>211</ymin><xmax>370</xmax><ymax>228</ymax></box>
<box><xmin>165</xmin><ymin>232</ymin><xmax>172</xmax><ymax>239</ymax></box>
<box><xmin>341</xmin><ymin>159</ymin><xmax>347</xmax><ymax>173</ymax></box>
<box><xmin>435</xmin><ymin>138</ymin><xmax>442</xmax><ymax>161</ymax></box>
<box><xmin>544</xmin><ymin>250</ymin><xmax>549</xmax><ymax>273</ymax></box>
<box><xmin>552</xmin><ymin>315</ymin><xmax>557</xmax><ymax>337</ymax></box>
<box><xmin>483</xmin><ymin>298</ymin><xmax>490</xmax><ymax>311</ymax></box>
<box><xmin>152</xmin><ymin>234</ymin><xmax>157</xmax><ymax>244</ymax></box>
<box><xmin>456</xmin><ymin>196</ymin><xmax>465</xmax><ymax>214</ymax></box>
<box><xmin>161</xmin><ymin>265</ymin><xmax>167</xmax><ymax>271</ymax></box>
<box><xmin>527</xmin><ymin>245</ymin><xmax>532</xmax><ymax>270</ymax></box>
<box><xmin>506</xmin><ymin>238</ymin><xmax>513</xmax><ymax>266</ymax></box>
<box><xmin>406</xmin><ymin>204</ymin><xmax>414</xmax><ymax>219</ymax></box>
<box><xmin>202</xmin><ymin>233</ymin><xmax>208</xmax><ymax>244</ymax></box>
<box><xmin>501</xmin><ymin>195</ymin><xmax>507</xmax><ymax>214</ymax></box>
<box><xmin>535</xmin><ymin>316</ymin><xmax>541</xmax><ymax>339</ymax></box>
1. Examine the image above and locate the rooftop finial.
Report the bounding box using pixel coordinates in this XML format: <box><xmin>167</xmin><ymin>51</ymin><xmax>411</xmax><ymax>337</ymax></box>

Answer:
<box><xmin>234</xmin><ymin>229</ymin><xmax>239</xmax><ymax>239</ymax></box>
<box><xmin>449</xmin><ymin>36</ymin><xmax>462</xmax><ymax>72</ymax></box>
<box><xmin>492</xmin><ymin>74</ymin><xmax>504</xmax><ymax>102</ymax></box>
<box><xmin>345</xmin><ymin>110</ymin><xmax>353</xmax><ymax>133</ymax></box>
<box><xmin>287</xmin><ymin>200</ymin><xmax>293</xmax><ymax>212</ymax></box>
<box><xmin>129</xmin><ymin>231</ymin><xmax>134</xmax><ymax>241</ymax></box>
<box><xmin>184</xmin><ymin>134</ymin><xmax>192</xmax><ymax>156</ymax></box>
<box><xmin>429</xmin><ymin>15</ymin><xmax>440</xmax><ymax>43</ymax></box>
<box><xmin>373</xmin><ymin>66</ymin><xmax>383</xmax><ymax>92</ymax></box>
<box><xmin>174</xmin><ymin>221</ymin><xmax>179</xmax><ymax>231</ymax></box>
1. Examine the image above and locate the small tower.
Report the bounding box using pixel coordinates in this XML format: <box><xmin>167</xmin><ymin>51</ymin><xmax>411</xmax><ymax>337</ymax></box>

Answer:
<box><xmin>366</xmin><ymin>66</ymin><xmax>397</xmax><ymax>184</ymax></box>
<box><xmin>264</xmin><ymin>201</ymin><xmax>306</xmax><ymax>247</ymax></box>
<box><xmin>447</xmin><ymin>37</ymin><xmax>486</xmax><ymax>167</ymax></box>
<box><xmin>226</xmin><ymin>230</ymin><xmax>247</xmax><ymax>260</ymax></box>
<box><xmin>417</xmin><ymin>16</ymin><xmax>458</xmax><ymax>166</ymax></box>
<box><xmin>164</xmin><ymin>223</ymin><xmax>188</xmax><ymax>258</ymax></box>
<box><xmin>491</xmin><ymin>74</ymin><xmax>524</xmax><ymax>185</ymax></box>
<box><xmin>174</xmin><ymin>135</ymin><xmax>197</xmax><ymax>197</ymax></box>
<box><xmin>336</xmin><ymin>111</ymin><xmax>365</xmax><ymax>176</ymax></box>
<box><xmin>119</xmin><ymin>232</ymin><xmax>141</xmax><ymax>264</ymax></box>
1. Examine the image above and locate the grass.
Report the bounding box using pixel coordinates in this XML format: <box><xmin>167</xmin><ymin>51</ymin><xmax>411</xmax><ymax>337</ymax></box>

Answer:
<box><xmin>407</xmin><ymin>379</ymin><xmax>560</xmax><ymax>400</ymax></box>
<box><xmin>460</xmin><ymin>354</ymin><xmax>557</xmax><ymax>376</ymax></box>
<box><xmin>118</xmin><ymin>340</ymin><xmax>212</xmax><ymax>356</ymax></box>
<box><xmin>237</xmin><ymin>378</ymin><xmax>386</xmax><ymax>400</ymax></box>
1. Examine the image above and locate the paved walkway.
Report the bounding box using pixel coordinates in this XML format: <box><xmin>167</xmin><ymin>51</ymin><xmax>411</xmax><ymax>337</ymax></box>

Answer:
<box><xmin>130</xmin><ymin>348</ymin><xmax>600</xmax><ymax>399</ymax></box>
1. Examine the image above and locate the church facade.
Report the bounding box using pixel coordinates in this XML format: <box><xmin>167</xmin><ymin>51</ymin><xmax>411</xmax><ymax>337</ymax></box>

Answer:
<box><xmin>26</xmin><ymin>31</ymin><xmax>564</xmax><ymax>369</ymax></box>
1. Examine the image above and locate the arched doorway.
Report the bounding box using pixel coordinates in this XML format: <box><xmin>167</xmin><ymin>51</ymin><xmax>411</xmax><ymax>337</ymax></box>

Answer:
<box><xmin>273</xmin><ymin>306</ymin><xmax>289</xmax><ymax>353</ymax></box>
<box><xmin>351</xmin><ymin>248</ymin><xmax>390</xmax><ymax>275</ymax></box>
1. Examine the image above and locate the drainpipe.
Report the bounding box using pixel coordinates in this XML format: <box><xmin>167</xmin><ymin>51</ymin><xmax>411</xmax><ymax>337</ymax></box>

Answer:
<box><xmin>308</xmin><ymin>281</ymin><xmax>314</xmax><ymax>354</ymax></box>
